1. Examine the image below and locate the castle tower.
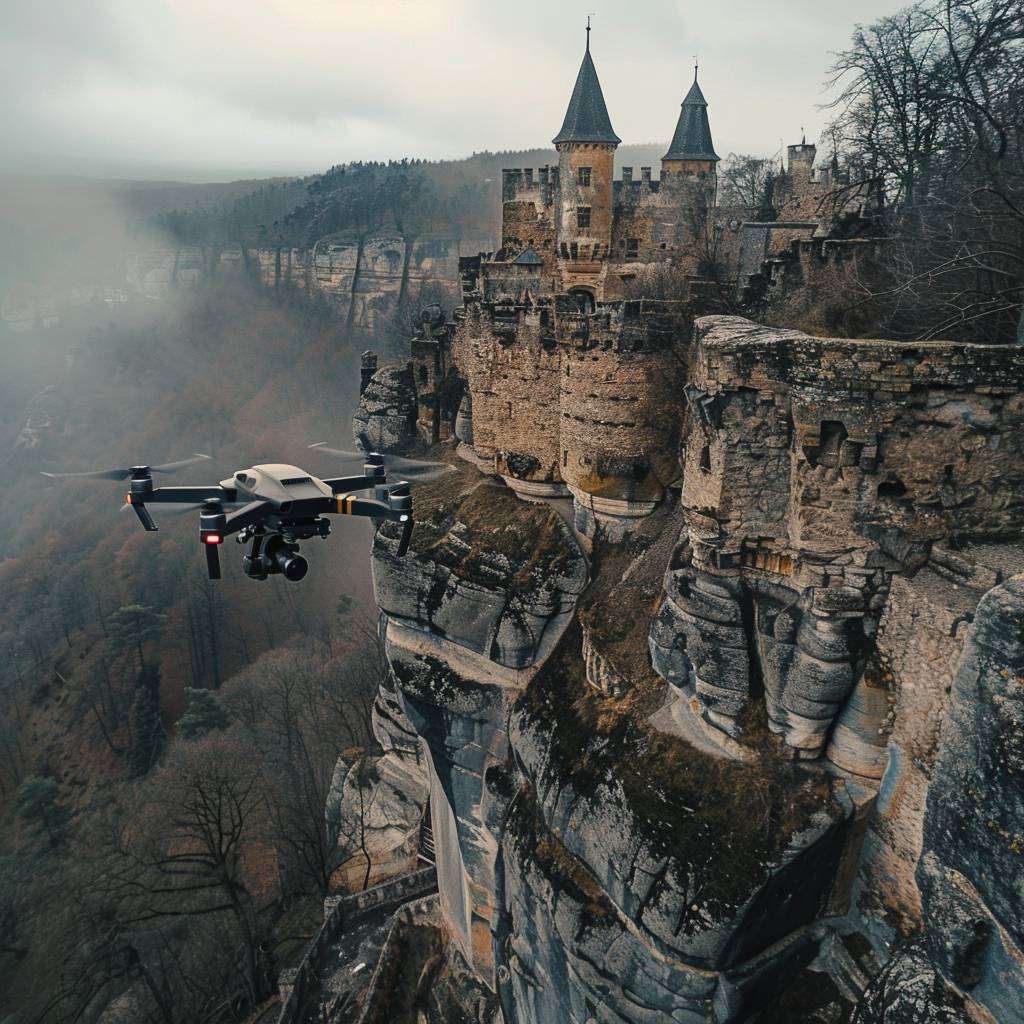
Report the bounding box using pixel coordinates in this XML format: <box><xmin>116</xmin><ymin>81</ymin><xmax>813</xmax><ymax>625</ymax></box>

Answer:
<box><xmin>661</xmin><ymin>67</ymin><xmax>719</xmax><ymax>201</ymax></box>
<box><xmin>786</xmin><ymin>141</ymin><xmax>817</xmax><ymax>184</ymax></box>
<box><xmin>552</xmin><ymin>25</ymin><xmax>620</xmax><ymax>302</ymax></box>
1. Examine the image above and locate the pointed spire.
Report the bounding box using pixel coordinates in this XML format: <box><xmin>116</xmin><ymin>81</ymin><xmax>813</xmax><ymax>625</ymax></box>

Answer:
<box><xmin>662</xmin><ymin>66</ymin><xmax>719</xmax><ymax>162</ymax></box>
<box><xmin>552</xmin><ymin>24</ymin><xmax>621</xmax><ymax>146</ymax></box>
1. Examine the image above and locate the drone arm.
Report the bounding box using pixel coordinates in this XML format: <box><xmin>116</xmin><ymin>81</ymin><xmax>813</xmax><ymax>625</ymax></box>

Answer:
<box><xmin>334</xmin><ymin>490</ymin><xmax>414</xmax><ymax>556</ymax></box>
<box><xmin>143</xmin><ymin>486</ymin><xmax>237</xmax><ymax>504</ymax></box>
<box><xmin>332</xmin><ymin>495</ymin><xmax>407</xmax><ymax>520</ymax></box>
<box><xmin>126</xmin><ymin>486</ymin><xmax>234</xmax><ymax>533</ymax></box>
<box><xmin>131</xmin><ymin>502</ymin><xmax>158</xmax><ymax>532</ymax></box>
<box><xmin>221</xmin><ymin>501</ymin><xmax>272</xmax><ymax>537</ymax></box>
<box><xmin>323</xmin><ymin>474</ymin><xmax>385</xmax><ymax>494</ymax></box>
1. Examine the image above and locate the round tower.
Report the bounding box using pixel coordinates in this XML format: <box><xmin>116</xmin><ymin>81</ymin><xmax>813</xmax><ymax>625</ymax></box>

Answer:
<box><xmin>552</xmin><ymin>26</ymin><xmax>620</xmax><ymax>300</ymax></box>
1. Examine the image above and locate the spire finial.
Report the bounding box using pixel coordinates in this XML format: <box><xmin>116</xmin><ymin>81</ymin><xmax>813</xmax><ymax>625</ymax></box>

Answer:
<box><xmin>693</xmin><ymin>55</ymin><xmax>699</xmax><ymax>81</ymax></box>
<box><xmin>586</xmin><ymin>14</ymin><xmax>592</xmax><ymax>51</ymax></box>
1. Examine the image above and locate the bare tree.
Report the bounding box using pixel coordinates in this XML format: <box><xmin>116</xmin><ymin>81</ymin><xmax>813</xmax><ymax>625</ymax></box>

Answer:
<box><xmin>718</xmin><ymin>153</ymin><xmax>775</xmax><ymax>209</ymax></box>
<box><xmin>221</xmin><ymin>645</ymin><xmax>375</xmax><ymax>898</ymax></box>
<box><xmin>827</xmin><ymin>0</ymin><xmax>1024</xmax><ymax>342</ymax></box>
<box><xmin>108</xmin><ymin>735</ymin><xmax>272</xmax><ymax>1012</ymax></box>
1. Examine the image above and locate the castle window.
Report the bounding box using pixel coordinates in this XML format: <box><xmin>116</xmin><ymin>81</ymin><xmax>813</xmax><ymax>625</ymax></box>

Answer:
<box><xmin>577</xmin><ymin>206</ymin><xmax>591</xmax><ymax>230</ymax></box>
<box><xmin>578</xmin><ymin>167</ymin><xmax>592</xmax><ymax>187</ymax></box>
<box><xmin>626</xmin><ymin>238</ymin><xmax>639</xmax><ymax>259</ymax></box>
<box><xmin>570</xmin><ymin>242</ymin><xmax>579</xmax><ymax>260</ymax></box>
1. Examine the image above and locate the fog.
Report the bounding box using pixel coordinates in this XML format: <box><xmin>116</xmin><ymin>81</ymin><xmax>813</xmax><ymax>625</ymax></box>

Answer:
<box><xmin>0</xmin><ymin>176</ymin><xmax>380</xmax><ymax>685</ymax></box>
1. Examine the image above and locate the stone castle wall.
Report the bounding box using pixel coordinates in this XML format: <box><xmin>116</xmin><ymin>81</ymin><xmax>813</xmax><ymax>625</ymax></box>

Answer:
<box><xmin>654</xmin><ymin>316</ymin><xmax>1024</xmax><ymax>752</ymax></box>
<box><xmin>442</xmin><ymin>297</ymin><xmax>696</xmax><ymax>513</ymax></box>
<box><xmin>557</xmin><ymin>305</ymin><xmax>689</xmax><ymax>505</ymax></box>
<box><xmin>450</xmin><ymin>305</ymin><xmax>564</xmax><ymax>487</ymax></box>
<box><xmin>753</xmin><ymin>237</ymin><xmax>885</xmax><ymax>336</ymax></box>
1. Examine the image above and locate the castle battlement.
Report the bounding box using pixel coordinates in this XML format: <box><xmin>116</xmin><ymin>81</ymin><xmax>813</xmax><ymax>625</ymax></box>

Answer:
<box><xmin>502</xmin><ymin>166</ymin><xmax>559</xmax><ymax>202</ymax></box>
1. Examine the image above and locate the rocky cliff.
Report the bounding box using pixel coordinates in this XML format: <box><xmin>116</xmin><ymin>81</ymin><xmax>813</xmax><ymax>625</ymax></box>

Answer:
<box><xmin>343</xmin><ymin>314</ymin><xmax>1024</xmax><ymax>1023</ymax></box>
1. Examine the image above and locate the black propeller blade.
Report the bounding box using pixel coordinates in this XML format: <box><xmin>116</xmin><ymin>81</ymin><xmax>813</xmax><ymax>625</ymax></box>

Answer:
<box><xmin>43</xmin><ymin>453</ymin><xmax>212</xmax><ymax>481</ymax></box>
<box><xmin>306</xmin><ymin>443</ymin><xmax>452</xmax><ymax>481</ymax></box>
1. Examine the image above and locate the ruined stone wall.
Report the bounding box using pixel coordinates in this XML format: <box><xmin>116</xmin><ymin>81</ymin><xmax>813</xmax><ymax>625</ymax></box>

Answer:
<box><xmin>661</xmin><ymin>316</ymin><xmax>1024</xmax><ymax>748</ymax></box>
<box><xmin>448</xmin><ymin>297</ymin><xmax>694</xmax><ymax>509</ymax></box>
<box><xmin>609</xmin><ymin>178</ymin><xmax>673</xmax><ymax>266</ymax></box>
<box><xmin>773</xmin><ymin>144</ymin><xmax>833</xmax><ymax>225</ymax></box>
<box><xmin>500</xmin><ymin>168</ymin><xmax>556</xmax><ymax>273</ymax></box>
<box><xmin>750</xmin><ymin>237</ymin><xmax>885</xmax><ymax>336</ymax></box>
<box><xmin>480</xmin><ymin>262</ymin><xmax>546</xmax><ymax>304</ymax></box>
<box><xmin>449</xmin><ymin>306</ymin><xmax>563</xmax><ymax>485</ymax></box>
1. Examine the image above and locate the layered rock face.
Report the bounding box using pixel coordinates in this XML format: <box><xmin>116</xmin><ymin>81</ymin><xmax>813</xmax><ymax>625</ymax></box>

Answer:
<box><xmin>349</xmin><ymin>315</ymin><xmax>1024</xmax><ymax>1023</ymax></box>
<box><xmin>122</xmin><ymin>233</ymin><xmax>492</xmax><ymax>324</ymax></box>
<box><xmin>372</xmin><ymin>471</ymin><xmax>587</xmax><ymax>969</ymax></box>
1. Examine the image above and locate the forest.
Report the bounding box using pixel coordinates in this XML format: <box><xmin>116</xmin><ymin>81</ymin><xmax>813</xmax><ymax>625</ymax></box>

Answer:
<box><xmin>0</xmin><ymin>279</ymin><xmax>395</xmax><ymax>1022</ymax></box>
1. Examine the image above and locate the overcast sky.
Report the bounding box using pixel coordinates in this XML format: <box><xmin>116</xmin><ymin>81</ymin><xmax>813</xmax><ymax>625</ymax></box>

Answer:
<box><xmin>2</xmin><ymin>0</ymin><xmax>904</xmax><ymax>183</ymax></box>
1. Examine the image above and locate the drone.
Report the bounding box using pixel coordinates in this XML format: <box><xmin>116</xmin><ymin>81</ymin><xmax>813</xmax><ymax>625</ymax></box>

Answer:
<box><xmin>42</xmin><ymin>445</ymin><xmax>448</xmax><ymax>582</ymax></box>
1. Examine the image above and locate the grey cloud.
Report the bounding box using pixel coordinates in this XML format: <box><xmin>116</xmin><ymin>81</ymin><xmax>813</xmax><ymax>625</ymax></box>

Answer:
<box><xmin>1</xmin><ymin>0</ymin><xmax>906</xmax><ymax>180</ymax></box>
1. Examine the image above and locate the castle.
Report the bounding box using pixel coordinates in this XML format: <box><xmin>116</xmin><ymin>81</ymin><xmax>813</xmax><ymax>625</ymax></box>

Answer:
<box><xmin>399</xmin><ymin>30</ymin><xmax>878</xmax><ymax>535</ymax></box>
<box><xmin>491</xmin><ymin>27</ymin><xmax>856</xmax><ymax>306</ymax></box>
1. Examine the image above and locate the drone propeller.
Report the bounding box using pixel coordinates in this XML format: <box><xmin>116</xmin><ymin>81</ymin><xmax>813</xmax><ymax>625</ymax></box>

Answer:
<box><xmin>306</xmin><ymin>443</ymin><xmax>452</xmax><ymax>481</ymax></box>
<box><xmin>43</xmin><ymin>453</ymin><xmax>212</xmax><ymax>481</ymax></box>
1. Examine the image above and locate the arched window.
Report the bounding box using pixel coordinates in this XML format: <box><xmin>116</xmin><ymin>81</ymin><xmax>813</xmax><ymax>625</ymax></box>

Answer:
<box><xmin>569</xmin><ymin>288</ymin><xmax>595</xmax><ymax>314</ymax></box>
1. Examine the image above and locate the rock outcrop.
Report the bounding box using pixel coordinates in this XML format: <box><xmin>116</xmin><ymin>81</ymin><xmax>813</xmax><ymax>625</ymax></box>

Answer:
<box><xmin>352</xmin><ymin>362</ymin><xmax>419</xmax><ymax>454</ymax></box>
<box><xmin>340</xmin><ymin>314</ymin><xmax>1024</xmax><ymax>1022</ymax></box>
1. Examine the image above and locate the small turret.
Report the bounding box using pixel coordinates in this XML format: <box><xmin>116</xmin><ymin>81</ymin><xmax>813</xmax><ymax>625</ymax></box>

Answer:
<box><xmin>661</xmin><ymin>66</ymin><xmax>719</xmax><ymax>184</ymax></box>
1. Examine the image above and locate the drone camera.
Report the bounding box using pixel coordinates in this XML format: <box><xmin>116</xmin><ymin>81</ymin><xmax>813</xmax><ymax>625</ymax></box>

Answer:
<box><xmin>245</xmin><ymin>534</ymin><xmax>308</xmax><ymax>582</ymax></box>
<box><xmin>277</xmin><ymin>550</ymin><xmax>308</xmax><ymax>582</ymax></box>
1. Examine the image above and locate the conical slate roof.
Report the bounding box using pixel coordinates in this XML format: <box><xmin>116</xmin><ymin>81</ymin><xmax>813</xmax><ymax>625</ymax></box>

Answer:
<box><xmin>552</xmin><ymin>41</ymin><xmax>621</xmax><ymax>146</ymax></box>
<box><xmin>513</xmin><ymin>247</ymin><xmax>543</xmax><ymax>265</ymax></box>
<box><xmin>663</xmin><ymin>77</ymin><xmax>719</xmax><ymax>162</ymax></box>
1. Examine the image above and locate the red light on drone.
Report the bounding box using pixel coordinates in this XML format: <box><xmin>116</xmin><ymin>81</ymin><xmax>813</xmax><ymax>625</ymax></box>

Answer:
<box><xmin>203</xmin><ymin>534</ymin><xmax>223</xmax><ymax>545</ymax></box>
